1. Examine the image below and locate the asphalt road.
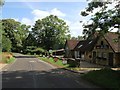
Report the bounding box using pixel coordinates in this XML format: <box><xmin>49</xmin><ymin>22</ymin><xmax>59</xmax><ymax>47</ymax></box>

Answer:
<box><xmin>2</xmin><ymin>53</ymin><xmax>102</xmax><ymax>88</ymax></box>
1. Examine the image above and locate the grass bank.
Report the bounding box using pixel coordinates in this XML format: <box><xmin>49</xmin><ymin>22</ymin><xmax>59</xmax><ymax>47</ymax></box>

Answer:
<box><xmin>0</xmin><ymin>52</ymin><xmax>15</xmax><ymax>64</ymax></box>
<box><xmin>38</xmin><ymin>57</ymin><xmax>69</xmax><ymax>68</ymax></box>
<box><xmin>81</xmin><ymin>68</ymin><xmax>120</xmax><ymax>90</ymax></box>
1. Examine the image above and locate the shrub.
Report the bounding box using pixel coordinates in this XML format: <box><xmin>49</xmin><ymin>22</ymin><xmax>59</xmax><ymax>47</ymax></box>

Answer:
<box><xmin>54</xmin><ymin>57</ymin><xmax>58</xmax><ymax>62</ymax></box>
<box><xmin>25</xmin><ymin>46</ymin><xmax>45</xmax><ymax>55</ymax></box>
<box><xmin>67</xmin><ymin>59</ymin><xmax>77</xmax><ymax>67</ymax></box>
<box><xmin>1</xmin><ymin>52</ymin><xmax>14</xmax><ymax>63</ymax></box>
<box><xmin>2</xmin><ymin>35</ymin><xmax>12</xmax><ymax>52</ymax></box>
<box><xmin>32</xmin><ymin>48</ymin><xmax>45</xmax><ymax>55</ymax></box>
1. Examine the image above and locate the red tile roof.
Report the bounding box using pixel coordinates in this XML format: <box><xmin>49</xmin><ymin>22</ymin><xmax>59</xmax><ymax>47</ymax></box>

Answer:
<box><xmin>104</xmin><ymin>32</ymin><xmax>119</xmax><ymax>53</ymax></box>
<box><xmin>66</xmin><ymin>40</ymin><xmax>80</xmax><ymax>50</ymax></box>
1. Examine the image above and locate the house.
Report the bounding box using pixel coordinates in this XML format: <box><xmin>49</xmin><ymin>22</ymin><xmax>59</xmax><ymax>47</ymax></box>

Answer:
<box><xmin>92</xmin><ymin>32</ymin><xmax>120</xmax><ymax>66</ymax></box>
<box><xmin>74</xmin><ymin>38</ymin><xmax>98</xmax><ymax>62</ymax></box>
<box><xmin>74</xmin><ymin>32</ymin><xmax>120</xmax><ymax>67</ymax></box>
<box><xmin>64</xmin><ymin>32</ymin><xmax>120</xmax><ymax>67</ymax></box>
<box><xmin>64</xmin><ymin>40</ymin><xmax>79</xmax><ymax>58</ymax></box>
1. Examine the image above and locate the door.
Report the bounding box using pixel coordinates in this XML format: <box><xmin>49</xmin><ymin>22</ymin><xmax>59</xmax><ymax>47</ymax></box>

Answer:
<box><xmin>108</xmin><ymin>53</ymin><xmax>113</xmax><ymax>66</ymax></box>
<box><xmin>93</xmin><ymin>51</ymin><xmax>96</xmax><ymax>63</ymax></box>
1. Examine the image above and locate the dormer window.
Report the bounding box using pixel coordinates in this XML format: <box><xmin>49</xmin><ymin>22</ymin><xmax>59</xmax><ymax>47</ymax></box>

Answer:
<box><xmin>78</xmin><ymin>45</ymin><xmax>83</xmax><ymax>48</ymax></box>
<box><xmin>89</xmin><ymin>41</ymin><xmax>92</xmax><ymax>44</ymax></box>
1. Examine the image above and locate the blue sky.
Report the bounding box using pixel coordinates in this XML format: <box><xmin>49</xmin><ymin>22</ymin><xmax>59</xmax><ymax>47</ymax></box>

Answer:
<box><xmin>2</xmin><ymin>1</ymin><xmax>90</xmax><ymax>37</ymax></box>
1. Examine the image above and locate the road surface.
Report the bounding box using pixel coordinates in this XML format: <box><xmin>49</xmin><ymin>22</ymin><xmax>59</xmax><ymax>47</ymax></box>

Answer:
<box><xmin>2</xmin><ymin>53</ymin><xmax>102</xmax><ymax>88</ymax></box>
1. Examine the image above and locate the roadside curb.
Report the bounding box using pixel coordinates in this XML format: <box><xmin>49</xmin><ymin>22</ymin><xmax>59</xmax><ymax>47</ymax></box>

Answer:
<box><xmin>62</xmin><ymin>68</ymin><xmax>81</xmax><ymax>73</ymax></box>
<box><xmin>62</xmin><ymin>68</ymin><xmax>90</xmax><ymax>74</ymax></box>
<box><xmin>38</xmin><ymin>58</ymin><xmax>89</xmax><ymax>74</ymax></box>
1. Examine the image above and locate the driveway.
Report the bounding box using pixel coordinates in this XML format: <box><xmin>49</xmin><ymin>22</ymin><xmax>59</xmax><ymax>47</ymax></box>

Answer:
<box><xmin>1</xmin><ymin>53</ymin><xmax>103</xmax><ymax>88</ymax></box>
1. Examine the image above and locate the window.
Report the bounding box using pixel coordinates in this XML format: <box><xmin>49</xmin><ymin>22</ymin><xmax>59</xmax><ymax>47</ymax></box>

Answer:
<box><xmin>78</xmin><ymin>45</ymin><xmax>83</xmax><ymax>48</ymax></box>
<box><xmin>103</xmin><ymin>52</ymin><xmax>107</xmax><ymax>59</ymax></box>
<box><xmin>101</xmin><ymin>41</ymin><xmax>103</xmax><ymax>45</ymax></box>
<box><xmin>97</xmin><ymin>52</ymin><xmax>107</xmax><ymax>60</ymax></box>
<box><xmin>89</xmin><ymin>41</ymin><xmax>92</xmax><ymax>44</ymax></box>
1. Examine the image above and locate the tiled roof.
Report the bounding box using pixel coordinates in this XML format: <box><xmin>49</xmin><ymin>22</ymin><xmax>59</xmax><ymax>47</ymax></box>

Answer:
<box><xmin>65</xmin><ymin>32</ymin><xmax>119</xmax><ymax>53</ymax></box>
<box><xmin>74</xmin><ymin>38</ymin><xmax>98</xmax><ymax>51</ymax></box>
<box><xmin>65</xmin><ymin>40</ymin><xmax>80</xmax><ymax>50</ymax></box>
<box><xmin>104</xmin><ymin>32</ymin><xmax>119</xmax><ymax>53</ymax></box>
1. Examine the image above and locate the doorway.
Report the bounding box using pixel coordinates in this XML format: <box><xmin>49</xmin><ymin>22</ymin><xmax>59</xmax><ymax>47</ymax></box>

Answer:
<box><xmin>108</xmin><ymin>53</ymin><xmax>113</xmax><ymax>66</ymax></box>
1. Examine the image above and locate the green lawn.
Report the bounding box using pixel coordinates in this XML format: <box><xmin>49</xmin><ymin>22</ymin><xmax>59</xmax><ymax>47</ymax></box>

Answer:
<box><xmin>81</xmin><ymin>68</ymin><xmax>120</xmax><ymax>90</ymax></box>
<box><xmin>38</xmin><ymin>57</ymin><xmax>69</xmax><ymax>68</ymax></box>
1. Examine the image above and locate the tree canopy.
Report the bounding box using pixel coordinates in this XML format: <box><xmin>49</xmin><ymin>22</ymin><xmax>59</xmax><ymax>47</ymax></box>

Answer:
<box><xmin>81</xmin><ymin>0</ymin><xmax>120</xmax><ymax>39</ymax></box>
<box><xmin>32</xmin><ymin>15</ymin><xmax>70</xmax><ymax>50</ymax></box>
<box><xmin>1</xmin><ymin>19</ymin><xmax>30</xmax><ymax>52</ymax></box>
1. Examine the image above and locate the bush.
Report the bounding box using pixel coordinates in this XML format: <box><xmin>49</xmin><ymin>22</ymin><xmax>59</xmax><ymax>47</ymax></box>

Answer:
<box><xmin>1</xmin><ymin>52</ymin><xmax>14</xmax><ymax>63</ymax></box>
<box><xmin>67</xmin><ymin>59</ymin><xmax>77</xmax><ymax>67</ymax></box>
<box><xmin>32</xmin><ymin>48</ymin><xmax>45</xmax><ymax>55</ymax></box>
<box><xmin>6</xmin><ymin>57</ymin><xmax>15</xmax><ymax>63</ymax></box>
<box><xmin>2</xmin><ymin>35</ymin><xmax>12</xmax><ymax>52</ymax></box>
<box><xmin>25</xmin><ymin>46</ymin><xmax>45</xmax><ymax>55</ymax></box>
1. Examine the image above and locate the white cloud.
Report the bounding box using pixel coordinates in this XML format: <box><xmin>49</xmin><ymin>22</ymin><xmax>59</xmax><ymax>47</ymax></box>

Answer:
<box><xmin>21</xmin><ymin>18</ymin><xmax>33</xmax><ymax>25</ymax></box>
<box><xmin>32</xmin><ymin>8</ymin><xmax>66</xmax><ymax>21</ymax></box>
<box><xmin>18</xmin><ymin>8</ymin><xmax>84</xmax><ymax>37</ymax></box>
<box><xmin>68</xmin><ymin>21</ymin><xmax>84</xmax><ymax>37</ymax></box>
<box><xmin>32</xmin><ymin>9</ymin><xmax>50</xmax><ymax>21</ymax></box>
<box><xmin>109</xmin><ymin>27</ymin><xmax>119</xmax><ymax>32</ymax></box>
<box><xmin>6</xmin><ymin>0</ymin><xmax>87</xmax><ymax>2</ymax></box>
<box><xmin>10</xmin><ymin>18</ymin><xmax>19</xmax><ymax>21</ymax></box>
<box><xmin>64</xmin><ymin>19</ymin><xmax>71</xmax><ymax>26</ymax></box>
<box><xmin>51</xmin><ymin>8</ymin><xmax>66</xmax><ymax>17</ymax></box>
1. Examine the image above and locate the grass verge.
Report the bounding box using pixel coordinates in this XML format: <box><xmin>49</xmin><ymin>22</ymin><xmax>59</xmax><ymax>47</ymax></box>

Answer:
<box><xmin>0</xmin><ymin>52</ymin><xmax>15</xmax><ymax>64</ymax></box>
<box><xmin>6</xmin><ymin>57</ymin><xmax>15</xmax><ymax>64</ymax></box>
<box><xmin>81</xmin><ymin>68</ymin><xmax>120</xmax><ymax>90</ymax></box>
<box><xmin>38</xmin><ymin>57</ymin><xmax>69</xmax><ymax>68</ymax></box>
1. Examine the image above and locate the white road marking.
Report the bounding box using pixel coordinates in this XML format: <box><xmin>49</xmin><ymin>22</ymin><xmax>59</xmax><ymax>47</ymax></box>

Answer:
<box><xmin>15</xmin><ymin>76</ymin><xmax>22</xmax><ymax>79</ymax></box>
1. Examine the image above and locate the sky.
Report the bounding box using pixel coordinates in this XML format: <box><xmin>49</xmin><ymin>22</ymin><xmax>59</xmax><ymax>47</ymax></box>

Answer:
<box><xmin>2</xmin><ymin>1</ymin><xmax>90</xmax><ymax>37</ymax></box>
<box><xmin>2</xmin><ymin>0</ymin><xmax>117</xmax><ymax>37</ymax></box>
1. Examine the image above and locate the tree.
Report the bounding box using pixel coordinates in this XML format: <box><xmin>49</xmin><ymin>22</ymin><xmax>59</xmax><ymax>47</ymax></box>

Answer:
<box><xmin>22</xmin><ymin>32</ymin><xmax>37</xmax><ymax>52</ymax></box>
<box><xmin>81</xmin><ymin>0</ymin><xmax>120</xmax><ymax>39</ymax></box>
<box><xmin>32</xmin><ymin>15</ymin><xmax>70</xmax><ymax>50</ymax></box>
<box><xmin>2</xmin><ymin>35</ymin><xmax>12</xmax><ymax>52</ymax></box>
<box><xmin>0</xmin><ymin>0</ymin><xmax>4</xmax><ymax>52</ymax></box>
<box><xmin>2</xmin><ymin>19</ymin><xmax>30</xmax><ymax>52</ymax></box>
<box><xmin>0</xmin><ymin>0</ymin><xmax>4</xmax><ymax>6</ymax></box>
<box><xmin>71</xmin><ymin>36</ymin><xmax>84</xmax><ymax>40</ymax></box>
<box><xmin>71</xmin><ymin>37</ymin><xmax>77</xmax><ymax>40</ymax></box>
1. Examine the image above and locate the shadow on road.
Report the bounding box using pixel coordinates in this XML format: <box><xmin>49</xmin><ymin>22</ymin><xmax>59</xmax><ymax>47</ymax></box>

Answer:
<box><xmin>1</xmin><ymin>68</ymin><xmax>103</xmax><ymax>89</ymax></box>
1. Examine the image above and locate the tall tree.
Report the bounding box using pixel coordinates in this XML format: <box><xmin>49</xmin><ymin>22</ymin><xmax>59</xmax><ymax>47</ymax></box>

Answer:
<box><xmin>0</xmin><ymin>0</ymin><xmax>4</xmax><ymax>52</ymax></box>
<box><xmin>81</xmin><ymin>0</ymin><xmax>120</xmax><ymax>39</ymax></box>
<box><xmin>32</xmin><ymin>15</ymin><xmax>70</xmax><ymax>50</ymax></box>
<box><xmin>2</xmin><ymin>19</ymin><xmax>30</xmax><ymax>52</ymax></box>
